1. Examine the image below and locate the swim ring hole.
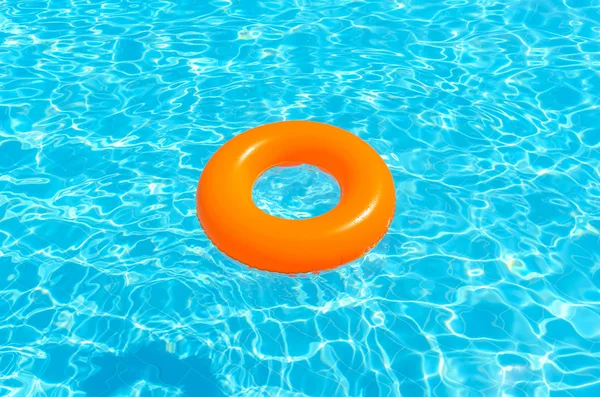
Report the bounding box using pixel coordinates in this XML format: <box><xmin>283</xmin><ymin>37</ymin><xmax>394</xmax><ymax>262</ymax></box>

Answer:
<box><xmin>252</xmin><ymin>164</ymin><xmax>341</xmax><ymax>220</ymax></box>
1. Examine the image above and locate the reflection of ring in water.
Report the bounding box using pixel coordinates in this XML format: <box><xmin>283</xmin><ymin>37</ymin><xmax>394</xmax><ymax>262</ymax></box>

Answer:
<box><xmin>197</xmin><ymin>120</ymin><xmax>396</xmax><ymax>274</ymax></box>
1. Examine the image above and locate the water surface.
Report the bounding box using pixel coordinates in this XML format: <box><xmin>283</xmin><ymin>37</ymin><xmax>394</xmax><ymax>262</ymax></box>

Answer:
<box><xmin>1</xmin><ymin>0</ymin><xmax>600</xmax><ymax>396</ymax></box>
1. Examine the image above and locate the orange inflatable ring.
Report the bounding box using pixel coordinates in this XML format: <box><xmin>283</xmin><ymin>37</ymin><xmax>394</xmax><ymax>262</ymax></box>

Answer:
<box><xmin>196</xmin><ymin>120</ymin><xmax>395</xmax><ymax>274</ymax></box>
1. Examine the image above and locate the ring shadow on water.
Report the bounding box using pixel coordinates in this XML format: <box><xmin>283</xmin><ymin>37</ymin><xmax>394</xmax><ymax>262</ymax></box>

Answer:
<box><xmin>79</xmin><ymin>341</ymin><xmax>223</xmax><ymax>396</ymax></box>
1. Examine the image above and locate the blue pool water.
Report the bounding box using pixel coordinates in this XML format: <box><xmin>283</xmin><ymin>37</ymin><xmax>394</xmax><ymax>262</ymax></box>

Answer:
<box><xmin>1</xmin><ymin>0</ymin><xmax>600</xmax><ymax>396</ymax></box>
